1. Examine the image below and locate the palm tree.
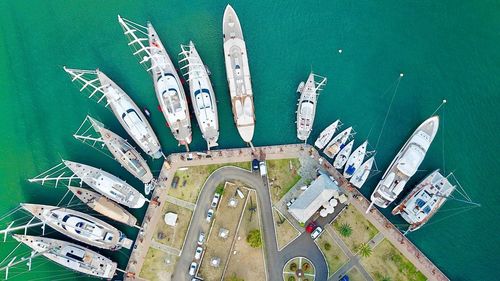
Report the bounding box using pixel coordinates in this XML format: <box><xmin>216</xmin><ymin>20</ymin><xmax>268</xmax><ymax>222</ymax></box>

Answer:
<box><xmin>357</xmin><ymin>243</ymin><xmax>372</xmax><ymax>257</ymax></box>
<box><xmin>338</xmin><ymin>223</ymin><xmax>352</xmax><ymax>237</ymax></box>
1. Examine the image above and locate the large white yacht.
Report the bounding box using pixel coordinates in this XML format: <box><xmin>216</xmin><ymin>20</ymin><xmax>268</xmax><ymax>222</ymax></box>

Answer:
<box><xmin>296</xmin><ymin>72</ymin><xmax>327</xmax><ymax>142</ymax></box>
<box><xmin>21</xmin><ymin>204</ymin><xmax>133</xmax><ymax>250</ymax></box>
<box><xmin>63</xmin><ymin>67</ymin><xmax>163</xmax><ymax>158</ymax></box>
<box><xmin>179</xmin><ymin>41</ymin><xmax>220</xmax><ymax>149</ymax></box>
<box><xmin>118</xmin><ymin>16</ymin><xmax>192</xmax><ymax>147</ymax></box>
<box><xmin>67</xmin><ymin>186</ymin><xmax>138</xmax><ymax>227</ymax></box>
<box><xmin>223</xmin><ymin>4</ymin><xmax>255</xmax><ymax>144</ymax></box>
<box><xmin>13</xmin><ymin>235</ymin><xmax>117</xmax><ymax>279</ymax></box>
<box><xmin>63</xmin><ymin>160</ymin><xmax>147</xmax><ymax>209</ymax></box>
<box><xmin>392</xmin><ymin>170</ymin><xmax>455</xmax><ymax>231</ymax></box>
<box><xmin>370</xmin><ymin>116</ymin><xmax>439</xmax><ymax>208</ymax></box>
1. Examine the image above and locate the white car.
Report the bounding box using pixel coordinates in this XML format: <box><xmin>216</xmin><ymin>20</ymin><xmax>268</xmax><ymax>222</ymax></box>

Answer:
<box><xmin>197</xmin><ymin>232</ymin><xmax>205</xmax><ymax>245</ymax></box>
<box><xmin>194</xmin><ymin>246</ymin><xmax>203</xmax><ymax>260</ymax></box>
<box><xmin>286</xmin><ymin>198</ymin><xmax>296</xmax><ymax>208</ymax></box>
<box><xmin>310</xmin><ymin>226</ymin><xmax>323</xmax><ymax>239</ymax></box>
<box><xmin>188</xmin><ymin>262</ymin><xmax>197</xmax><ymax>276</ymax></box>
<box><xmin>211</xmin><ymin>193</ymin><xmax>220</xmax><ymax>208</ymax></box>
<box><xmin>206</xmin><ymin>209</ymin><xmax>214</xmax><ymax>222</ymax></box>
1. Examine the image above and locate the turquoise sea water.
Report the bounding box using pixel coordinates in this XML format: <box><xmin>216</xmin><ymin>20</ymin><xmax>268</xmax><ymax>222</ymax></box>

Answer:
<box><xmin>0</xmin><ymin>1</ymin><xmax>498</xmax><ymax>280</ymax></box>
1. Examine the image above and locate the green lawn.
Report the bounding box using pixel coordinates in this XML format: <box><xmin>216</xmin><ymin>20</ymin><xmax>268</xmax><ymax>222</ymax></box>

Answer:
<box><xmin>267</xmin><ymin>158</ymin><xmax>301</xmax><ymax>204</ymax></box>
<box><xmin>361</xmin><ymin>239</ymin><xmax>427</xmax><ymax>281</ymax></box>
<box><xmin>316</xmin><ymin>232</ymin><xmax>349</xmax><ymax>277</ymax></box>
<box><xmin>167</xmin><ymin>162</ymin><xmax>250</xmax><ymax>203</ymax></box>
<box><xmin>332</xmin><ymin>207</ymin><xmax>379</xmax><ymax>253</ymax></box>
<box><xmin>140</xmin><ymin>247</ymin><xmax>177</xmax><ymax>281</ymax></box>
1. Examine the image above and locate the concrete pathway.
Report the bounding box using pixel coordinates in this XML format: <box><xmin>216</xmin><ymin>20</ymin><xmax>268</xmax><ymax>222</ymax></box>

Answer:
<box><xmin>150</xmin><ymin>239</ymin><xmax>182</xmax><ymax>256</ymax></box>
<box><xmin>164</xmin><ymin>195</ymin><xmax>196</xmax><ymax>211</ymax></box>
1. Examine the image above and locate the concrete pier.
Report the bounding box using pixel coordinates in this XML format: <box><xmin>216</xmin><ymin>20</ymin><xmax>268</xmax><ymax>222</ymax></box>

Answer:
<box><xmin>124</xmin><ymin>144</ymin><xmax>448</xmax><ymax>281</ymax></box>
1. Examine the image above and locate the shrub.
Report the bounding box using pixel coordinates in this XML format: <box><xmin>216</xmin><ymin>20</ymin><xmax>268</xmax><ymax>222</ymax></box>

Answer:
<box><xmin>289</xmin><ymin>262</ymin><xmax>297</xmax><ymax>271</ymax></box>
<box><xmin>303</xmin><ymin>262</ymin><xmax>310</xmax><ymax>271</ymax></box>
<box><xmin>357</xmin><ymin>243</ymin><xmax>372</xmax><ymax>257</ymax></box>
<box><xmin>287</xmin><ymin>276</ymin><xmax>296</xmax><ymax>281</ymax></box>
<box><xmin>323</xmin><ymin>242</ymin><xmax>331</xmax><ymax>251</ymax></box>
<box><xmin>227</xmin><ymin>274</ymin><xmax>244</xmax><ymax>281</ymax></box>
<box><xmin>338</xmin><ymin>223</ymin><xmax>352</xmax><ymax>237</ymax></box>
<box><xmin>246</xmin><ymin>229</ymin><xmax>262</xmax><ymax>248</ymax></box>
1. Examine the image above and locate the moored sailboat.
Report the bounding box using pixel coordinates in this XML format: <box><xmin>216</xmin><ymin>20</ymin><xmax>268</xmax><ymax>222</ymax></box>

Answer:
<box><xmin>350</xmin><ymin>156</ymin><xmax>375</xmax><ymax>188</ymax></box>
<box><xmin>344</xmin><ymin>140</ymin><xmax>368</xmax><ymax>178</ymax></box>
<box><xmin>314</xmin><ymin>120</ymin><xmax>341</xmax><ymax>150</ymax></box>
<box><xmin>296</xmin><ymin>72</ymin><xmax>327</xmax><ymax>142</ymax></box>
<box><xmin>324</xmin><ymin>127</ymin><xmax>353</xmax><ymax>158</ymax></box>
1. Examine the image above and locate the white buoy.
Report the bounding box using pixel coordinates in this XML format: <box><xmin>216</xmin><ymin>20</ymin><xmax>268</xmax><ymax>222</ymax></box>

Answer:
<box><xmin>400</xmin><ymin>73</ymin><xmax>404</xmax><ymax>77</ymax></box>
<box><xmin>443</xmin><ymin>99</ymin><xmax>447</xmax><ymax>103</ymax></box>
<box><xmin>338</xmin><ymin>49</ymin><xmax>343</xmax><ymax>53</ymax></box>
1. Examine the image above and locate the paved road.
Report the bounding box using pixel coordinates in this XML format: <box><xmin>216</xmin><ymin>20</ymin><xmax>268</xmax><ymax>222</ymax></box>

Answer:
<box><xmin>172</xmin><ymin>166</ymin><xmax>328</xmax><ymax>281</ymax></box>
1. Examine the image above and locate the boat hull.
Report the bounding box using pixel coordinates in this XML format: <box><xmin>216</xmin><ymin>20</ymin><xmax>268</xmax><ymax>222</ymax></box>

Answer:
<box><xmin>314</xmin><ymin>120</ymin><xmax>340</xmax><ymax>150</ymax></box>
<box><xmin>296</xmin><ymin>73</ymin><xmax>318</xmax><ymax>141</ymax></box>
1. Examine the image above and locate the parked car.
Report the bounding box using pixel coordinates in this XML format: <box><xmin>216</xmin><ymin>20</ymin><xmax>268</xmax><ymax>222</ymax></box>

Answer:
<box><xmin>188</xmin><ymin>262</ymin><xmax>197</xmax><ymax>276</ymax></box>
<box><xmin>329</xmin><ymin>175</ymin><xmax>339</xmax><ymax>186</ymax></box>
<box><xmin>211</xmin><ymin>193</ymin><xmax>221</xmax><ymax>208</ymax></box>
<box><xmin>339</xmin><ymin>275</ymin><xmax>349</xmax><ymax>281</ymax></box>
<box><xmin>305</xmin><ymin>221</ymin><xmax>318</xmax><ymax>233</ymax></box>
<box><xmin>259</xmin><ymin>161</ymin><xmax>267</xmax><ymax>177</ymax></box>
<box><xmin>194</xmin><ymin>246</ymin><xmax>203</xmax><ymax>260</ymax></box>
<box><xmin>311</xmin><ymin>226</ymin><xmax>323</xmax><ymax>239</ymax></box>
<box><xmin>197</xmin><ymin>232</ymin><xmax>205</xmax><ymax>245</ymax></box>
<box><xmin>286</xmin><ymin>197</ymin><xmax>296</xmax><ymax>208</ymax></box>
<box><xmin>206</xmin><ymin>209</ymin><xmax>214</xmax><ymax>222</ymax></box>
<box><xmin>252</xmin><ymin>159</ymin><xmax>260</xmax><ymax>171</ymax></box>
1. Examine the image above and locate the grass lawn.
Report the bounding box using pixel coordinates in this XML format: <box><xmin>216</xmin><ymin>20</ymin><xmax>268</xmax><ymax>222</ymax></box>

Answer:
<box><xmin>198</xmin><ymin>184</ymin><xmax>249</xmax><ymax>281</ymax></box>
<box><xmin>332</xmin><ymin>207</ymin><xmax>379</xmax><ymax>253</ymax></box>
<box><xmin>167</xmin><ymin>162</ymin><xmax>251</xmax><ymax>203</ymax></box>
<box><xmin>153</xmin><ymin>203</ymin><xmax>192</xmax><ymax>250</ymax></box>
<box><xmin>316</xmin><ymin>232</ymin><xmax>349</xmax><ymax>277</ymax></box>
<box><xmin>346</xmin><ymin>267</ymin><xmax>366</xmax><ymax>281</ymax></box>
<box><xmin>361</xmin><ymin>239</ymin><xmax>427</xmax><ymax>281</ymax></box>
<box><xmin>139</xmin><ymin>247</ymin><xmax>177</xmax><ymax>281</ymax></box>
<box><xmin>273</xmin><ymin>208</ymin><xmax>300</xmax><ymax>250</ymax></box>
<box><xmin>224</xmin><ymin>191</ymin><xmax>266</xmax><ymax>281</ymax></box>
<box><xmin>267</xmin><ymin>158</ymin><xmax>301</xmax><ymax>204</ymax></box>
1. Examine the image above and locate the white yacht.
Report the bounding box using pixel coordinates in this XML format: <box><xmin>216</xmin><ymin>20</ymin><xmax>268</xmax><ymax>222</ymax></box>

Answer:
<box><xmin>344</xmin><ymin>141</ymin><xmax>368</xmax><ymax>178</ymax></box>
<box><xmin>333</xmin><ymin>140</ymin><xmax>354</xmax><ymax>169</ymax></box>
<box><xmin>13</xmin><ymin>235</ymin><xmax>117</xmax><ymax>279</ymax></box>
<box><xmin>118</xmin><ymin>16</ymin><xmax>192</xmax><ymax>147</ymax></box>
<box><xmin>296</xmin><ymin>72</ymin><xmax>327</xmax><ymax>142</ymax></box>
<box><xmin>63</xmin><ymin>160</ymin><xmax>147</xmax><ymax>209</ymax></box>
<box><xmin>314</xmin><ymin>120</ymin><xmax>341</xmax><ymax>150</ymax></box>
<box><xmin>63</xmin><ymin>67</ymin><xmax>163</xmax><ymax>158</ymax></box>
<box><xmin>21</xmin><ymin>204</ymin><xmax>133</xmax><ymax>250</ymax></box>
<box><xmin>392</xmin><ymin>170</ymin><xmax>455</xmax><ymax>231</ymax></box>
<box><xmin>179</xmin><ymin>41</ymin><xmax>219</xmax><ymax>149</ymax></box>
<box><xmin>79</xmin><ymin>116</ymin><xmax>154</xmax><ymax>185</ymax></box>
<box><xmin>68</xmin><ymin>186</ymin><xmax>138</xmax><ymax>227</ymax></box>
<box><xmin>223</xmin><ymin>4</ymin><xmax>255</xmax><ymax>144</ymax></box>
<box><xmin>324</xmin><ymin>127</ymin><xmax>353</xmax><ymax>158</ymax></box>
<box><xmin>350</xmin><ymin>156</ymin><xmax>375</xmax><ymax>188</ymax></box>
<box><xmin>370</xmin><ymin>116</ymin><xmax>439</xmax><ymax>208</ymax></box>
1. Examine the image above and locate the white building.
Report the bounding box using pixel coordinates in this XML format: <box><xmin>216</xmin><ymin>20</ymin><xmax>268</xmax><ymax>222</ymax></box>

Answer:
<box><xmin>288</xmin><ymin>173</ymin><xmax>341</xmax><ymax>223</ymax></box>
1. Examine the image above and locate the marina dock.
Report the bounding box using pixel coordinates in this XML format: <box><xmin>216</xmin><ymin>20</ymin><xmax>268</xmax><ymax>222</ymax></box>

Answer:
<box><xmin>124</xmin><ymin>144</ymin><xmax>449</xmax><ymax>281</ymax></box>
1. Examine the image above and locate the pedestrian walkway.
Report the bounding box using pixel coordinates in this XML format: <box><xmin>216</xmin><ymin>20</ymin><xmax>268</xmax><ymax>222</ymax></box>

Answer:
<box><xmin>150</xmin><ymin>239</ymin><xmax>182</xmax><ymax>256</ymax></box>
<box><xmin>164</xmin><ymin>195</ymin><xmax>196</xmax><ymax>210</ymax></box>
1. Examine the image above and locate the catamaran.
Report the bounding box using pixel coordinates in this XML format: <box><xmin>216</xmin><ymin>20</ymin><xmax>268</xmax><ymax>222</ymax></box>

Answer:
<box><xmin>223</xmin><ymin>4</ymin><xmax>255</xmax><ymax>144</ymax></box>
<box><xmin>350</xmin><ymin>156</ymin><xmax>375</xmax><ymax>188</ymax></box>
<box><xmin>74</xmin><ymin>116</ymin><xmax>154</xmax><ymax>189</ymax></box>
<box><xmin>29</xmin><ymin>160</ymin><xmax>147</xmax><ymax>209</ymax></box>
<box><xmin>324</xmin><ymin>127</ymin><xmax>353</xmax><ymax>158</ymax></box>
<box><xmin>20</xmin><ymin>204</ymin><xmax>133</xmax><ymax>250</ymax></box>
<box><xmin>370</xmin><ymin>116</ymin><xmax>439</xmax><ymax>208</ymax></box>
<box><xmin>63</xmin><ymin>67</ymin><xmax>163</xmax><ymax>159</ymax></box>
<box><xmin>67</xmin><ymin>186</ymin><xmax>138</xmax><ymax>227</ymax></box>
<box><xmin>333</xmin><ymin>140</ymin><xmax>354</xmax><ymax>169</ymax></box>
<box><xmin>11</xmin><ymin>235</ymin><xmax>117</xmax><ymax>279</ymax></box>
<box><xmin>118</xmin><ymin>16</ymin><xmax>192</xmax><ymax>148</ymax></box>
<box><xmin>392</xmin><ymin>170</ymin><xmax>455</xmax><ymax>231</ymax></box>
<box><xmin>314</xmin><ymin>120</ymin><xmax>341</xmax><ymax>150</ymax></box>
<box><xmin>344</xmin><ymin>141</ymin><xmax>368</xmax><ymax>178</ymax></box>
<box><xmin>179</xmin><ymin>41</ymin><xmax>219</xmax><ymax>149</ymax></box>
<box><xmin>296</xmin><ymin>72</ymin><xmax>327</xmax><ymax>142</ymax></box>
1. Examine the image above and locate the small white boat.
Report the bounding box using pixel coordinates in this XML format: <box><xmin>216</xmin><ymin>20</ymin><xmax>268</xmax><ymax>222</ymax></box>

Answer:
<box><xmin>344</xmin><ymin>141</ymin><xmax>368</xmax><ymax>178</ymax></box>
<box><xmin>314</xmin><ymin>120</ymin><xmax>341</xmax><ymax>150</ymax></box>
<box><xmin>370</xmin><ymin>116</ymin><xmax>439</xmax><ymax>208</ymax></box>
<box><xmin>333</xmin><ymin>140</ymin><xmax>354</xmax><ymax>169</ymax></box>
<box><xmin>13</xmin><ymin>235</ymin><xmax>117</xmax><ymax>279</ymax></box>
<box><xmin>392</xmin><ymin>170</ymin><xmax>455</xmax><ymax>231</ymax></box>
<box><xmin>21</xmin><ymin>204</ymin><xmax>133</xmax><ymax>250</ymax></box>
<box><xmin>324</xmin><ymin>127</ymin><xmax>353</xmax><ymax>158</ymax></box>
<box><xmin>349</xmin><ymin>156</ymin><xmax>375</xmax><ymax>188</ymax></box>
<box><xmin>67</xmin><ymin>186</ymin><xmax>138</xmax><ymax>227</ymax></box>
